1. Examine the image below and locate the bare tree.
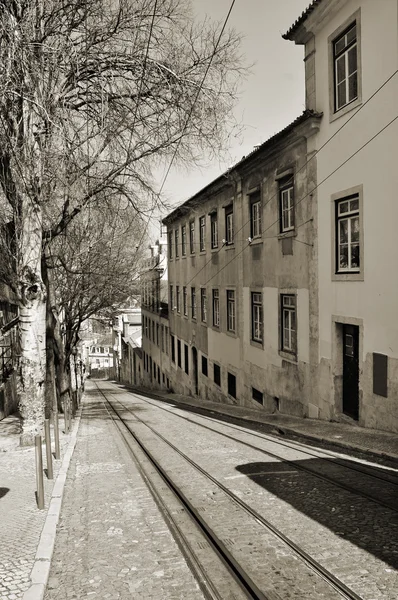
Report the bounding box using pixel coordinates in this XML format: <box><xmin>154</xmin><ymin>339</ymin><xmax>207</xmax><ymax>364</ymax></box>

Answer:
<box><xmin>0</xmin><ymin>0</ymin><xmax>245</xmax><ymax>444</ymax></box>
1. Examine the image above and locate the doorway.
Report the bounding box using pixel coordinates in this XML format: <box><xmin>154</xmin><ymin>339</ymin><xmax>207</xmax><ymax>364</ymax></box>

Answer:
<box><xmin>342</xmin><ymin>324</ymin><xmax>359</xmax><ymax>420</ymax></box>
<box><xmin>192</xmin><ymin>346</ymin><xmax>198</xmax><ymax>395</ymax></box>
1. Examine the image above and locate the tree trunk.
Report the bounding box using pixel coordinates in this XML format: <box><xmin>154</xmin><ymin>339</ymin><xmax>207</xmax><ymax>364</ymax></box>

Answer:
<box><xmin>17</xmin><ymin>199</ymin><xmax>47</xmax><ymax>446</ymax></box>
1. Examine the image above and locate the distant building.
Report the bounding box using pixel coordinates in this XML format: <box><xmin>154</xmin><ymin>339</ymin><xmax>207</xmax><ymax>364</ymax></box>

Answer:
<box><xmin>141</xmin><ymin>230</ymin><xmax>171</xmax><ymax>390</ymax></box>
<box><xmin>0</xmin><ymin>284</ymin><xmax>19</xmax><ymax>420</ymax></box>
<box><xmin>88</xmin><ymin>337</ymin><xmax>114</xmax><ymax>378</ymax></box>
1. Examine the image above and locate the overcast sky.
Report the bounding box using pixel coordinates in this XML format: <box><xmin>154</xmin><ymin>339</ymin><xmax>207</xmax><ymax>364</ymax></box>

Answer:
<box><xmin>152</xmin><ymin>0</ymin><xmax>311</xmax><ymax>235</ymax></box>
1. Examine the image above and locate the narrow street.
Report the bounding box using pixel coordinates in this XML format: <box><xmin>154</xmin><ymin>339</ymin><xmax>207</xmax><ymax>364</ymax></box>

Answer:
<box><xmin>44</xmin><ymin>381</ymin><xmax>398</xmax><ymax>600</ymax></box>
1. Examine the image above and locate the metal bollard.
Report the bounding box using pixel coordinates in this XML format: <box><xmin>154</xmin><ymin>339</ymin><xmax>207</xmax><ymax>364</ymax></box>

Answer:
<box><xmin>35</xmin><ymin>435</ymin><xmax>45</xmax><ymax>510</ymax></box>
<box><xmin>53</xmin><ymin>411</ymin><xmax>60</xmax><ymax>460</ymax></box>
<box><xmin>44</xmin><ymin>419</ymin><xmax>53</xmax><ymax>480</ymax></box>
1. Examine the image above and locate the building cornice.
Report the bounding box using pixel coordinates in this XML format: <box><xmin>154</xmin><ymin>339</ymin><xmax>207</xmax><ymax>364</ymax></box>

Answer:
<box><xmin>283</xmin><ymin>0</ymin><xmax>347</xmax><ymax>44</ymax></box>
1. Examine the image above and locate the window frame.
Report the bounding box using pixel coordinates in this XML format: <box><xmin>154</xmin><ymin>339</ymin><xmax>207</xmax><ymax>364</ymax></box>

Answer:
<box><xmin>189</xmin><ymin>220</ymin><xmax>195</xmax><ymax>254</ymax></box>
<box><xmin>333</xmin><ymin>23</ymin><xmax>358</xmax><ymax>113</ymax></box>
<box><xmin>169</xmin><ymin>285</ymin><xmax>174</xmax><ymax>311</ymax></box>
<box><xmin>174</xmin><ymin>228</ymin><xmax>179</xmax><ymax>258</ymax></box>
<box><xmin>191</xmin><ymin>287</ymin><xmax>197</xmax><ymax>320</ymax></box>
<box><xmin>224</xmin><ymin>204</ymin><xmax>234</xmax><ymax>245</ymax></box>
<box><xmin>212</xmin><ymin>288</ymin><xmax>220</xmax><ymax>328</ymax></box>
<box><xmin>210</xmin><ymin>212</ymin><xmax>218</xmax><ymax>249</ymax></box>
<box><xmin>199</xmin><ymin>216</ymin><xmax>206</xmax><ymax>252</ymax></box>
<box><xmin>328</xmin><ymin>10</ymin><xmax>362</xmax><ymax>122</ymax></box>
<box><xmin>183</xmin><ymin>286</ymin><xmax>188</xmax><ymax>316</ymax></box>
<box><xmin>226</xmin><ymin>289</ymin><xmax>236</xmax><ymax>333</ymax></box>
<box><xmin>202</xmin><ymin>355</ymin><xmax>208</xmax><ymax>376</ymax></box>
<box><xmin>227</xmin><ymin>372</ymin><xmax>237</xmax><ymax>399</ymax></box>
<box><xmin>171</xmin><ymin>334</ymin><xmax>175</xmax><ymax>363</ymax></box>
<box><xmin>176</xmin><ymin>285</ymin><xmax>181</xmax><ymax>313</ymax></box>
<box><xmin>177</xmin><ymin>339</ymin><xmax>181</xmax><ymax>368</ymax></box>
<box><xmin>168</xmin><ymin>230</ymin><xmax>173</xmax><ymax>259</ymax></box>
<box><xmin>201</xmin><ymin>288</ymin><xmax>207</xmax><ymax>323</ymax></box>
<box><xmin>335</xmin><ymin>195</ymin><xmax>360</xmax><ymax>274</ymax></box>
<box><xmin>213</xmin><ymin>363</ymin><xmax>221</xmax><ymax>387</ymax></box>
<box><xmin>280</xmin><ymin>294</ymin><xmax>297</xmax><ymax>356</ymax></box>
<box><xmin>181</xmin><ymin>225</ymin><xmax>187</xmax><ymax>256</ymax></box>
<box><xmin>331</xmin><ymin>185</ymin><xmax>364</xmax><ymax>281</ymax></box>
<box><xmin>251</xmin><ymin>291</ymin><xmax>263</xmax><ymax>343</ymax></box>
<box><xmin>249</xmin><ymin>190</ymin><xmax>262</xmax><ymax>239</ymax></box>
<box><xmin>279</xmin><ymin>180</ymin><xmax>295</xmax><ymax>233</ymax></box>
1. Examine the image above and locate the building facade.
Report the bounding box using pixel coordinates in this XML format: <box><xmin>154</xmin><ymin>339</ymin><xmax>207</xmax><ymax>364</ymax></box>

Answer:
<box><xmin>163</xmin><ymin>111</ymin><xmax>321</xmax><ymax>414</ymax></box>
<box><xmin>284</xmin><ymin>0</ymin><xmax>398</xmax><ymax>432</ymax></box>
<box><xmin>141</xmin><ymin>232</ymin><xmax>172</xmax><ymax>390</ymax></box>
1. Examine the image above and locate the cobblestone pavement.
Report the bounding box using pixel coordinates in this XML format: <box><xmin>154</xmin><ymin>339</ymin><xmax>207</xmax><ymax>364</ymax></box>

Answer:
<box><xmin>44</xmin><ymin>388</ymin><xmax>205</xmax><ymax>600</ymax></box>
<box><xmin>0</xmin><ymin>417</ymin><xmax>72</xmax><ymax>600</ymax></box>
<box><xmin>101</xmin><ymin>382</ymin><xmax>398</xmax><ymax>600</ymax></box>
<box><xmin>126</xmin><ymin>384</ymin><xmax>398</xmax><ymax>462</ymax></box>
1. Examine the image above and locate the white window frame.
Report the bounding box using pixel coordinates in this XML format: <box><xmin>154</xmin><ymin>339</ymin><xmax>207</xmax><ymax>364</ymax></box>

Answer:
<box><xmin>249</xmin><ymin>191</ymin><xmax>262</xmax><ymax>238</ymax></box>
<box><xmin>201</xmin><ymin>288</ymin><xmax>207</xmax><ymax>322</ymax></box>
<box><xmin>211</xmin><ymin>213</ymin><xmax>218</xmax><ymax>249</ymax></box>
<box><xmin>281</xmin><ymin>294</ymin><xmax>297</xmax><ymax>354</ymax></box>
<box><xmin>174</xmin><ymin>229</ymin><xmax>179</xmax><ymax>257</ymax></box>
<box><xmin>191</xmin><ymin>287</ymin><xmax>197</xmax><ymax>320</ymax></box>
<box><xmin>176</xmin><ymin>285</ymin><xmax>181</xmax><ymax>313</ymax></box>
<box><xmin>170</xmin><ymin>285</ymin><xmax>174</xmax><ymax>310</ymax></box>
<box><xmin>199</xmin><ymin>216</ymin><xmax>206</xmax><ymax>252</ymax></box>
<box><xmin>280</xmin><ymin>184</ymin><xmax>294</xmax><ymax>232</ymax></box>
<box><xmin>334</xmin><ymin>23</ymin><xmax>358</xmax><ymax>112</ymax></box>
<box><xmin>189</xmin><ymin>220</ymin><xmax>195</xmax><ymax>254</ymax></box>
<box><xmin>336</xmin><ymin>195</ymin><xmax>360</xmax><ymax>273</ymax></box>
<box><xmin>212</xmin><ymin>289</ymin><xmax>220</xmax><ymax>327</ymax></box>
<box><xmin>183</xmin><ymin>286</ymin><xmax>188</xmax><ymax>316</ymax></box>
<box><xmin>226</xmin><ymin>290</ymin><xmax>236</xmax><ymax>333</ymax></box>
<box><xmin>168</xmin><ymin>231</ymin><xmax>173</xmax><ymax>259</ymax></box>
<box><xmin>181</xmin><ymin>225</ymin><xmax>186</xmax><ymax>256</ymax></box>
<box><xmin>251</xmin><ymin>292</ymin><xmax>262</xmax><ymax>343</ymax></box>
<box><xmin>225</xmin><ymin>206</ymin><xmax>234</xmax><ymax>245</ymax></box>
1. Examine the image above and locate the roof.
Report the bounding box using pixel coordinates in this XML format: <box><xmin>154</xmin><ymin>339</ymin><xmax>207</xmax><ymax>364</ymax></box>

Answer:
<box><xmin>282</xmin><ymin>0</ymin><xmax>325</xmax><ymax>40</ymax></box>
<box><xmin>163</xmin><ymin>109</ymin><xmax>322</xmax><ymax>225</ymax></box>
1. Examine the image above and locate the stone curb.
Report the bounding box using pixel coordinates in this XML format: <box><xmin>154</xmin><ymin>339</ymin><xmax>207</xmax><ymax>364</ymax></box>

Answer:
<box><xmin>22</xmin><ymin>404</ymin><xmax>83</xmax><ymax>600</ymax></box>
<box><xmin>124</xmin><ymin>384</ymin><xmax>398</xmax><ymax>464</ymax></box>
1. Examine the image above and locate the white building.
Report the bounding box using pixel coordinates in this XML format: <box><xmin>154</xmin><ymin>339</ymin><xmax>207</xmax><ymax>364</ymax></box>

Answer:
<box><xmin>284</xmin><ymin>0</ymin><xmax>398</xmax><ymax>431</ymax></box>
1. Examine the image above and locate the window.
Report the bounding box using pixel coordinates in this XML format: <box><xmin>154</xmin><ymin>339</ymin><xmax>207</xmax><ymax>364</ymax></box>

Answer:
<box><xmin>171</xmin><ymin>334</ymin><xmax>175</xmax><ymax>363</ymax></box>
<box><xmin>281</xmin><ymin>294</ymin><xmax>297</xmax><ymax>354</ymax></box>
<box><xmin>152</xmin><ymin>321</ymin><xmax>155</xmax><ymax>342</ymax></box>
<box><xmin>184</xmin><ymin>344</ymin><xmax>189</xmax><ymax>374</ymax></box>
<box><xmin>210</xmin><ymin>212</ymin><xmax>218</xmax><ymax>249</ymax></box>
<box><xmin>249</xmin><ymin>191</ymin><xmax>262</xmax><ymax>238</ymax></box>
<box><xmin>199</xmin><ymin>216</ymin><xmax>206</xmax><ymax>251</ymax></box>
<box><xmin>334</xmin><ymin>23</ymin><xmax>358</xmax><ymax>112</ymax></box>
<box><xmin>161</xmin><ymin>325</ymin><xmax>164</xmax><ymax>352</ymax></box>
<box><xmin>336</xmin><ymin>195</ymin><xmax>360</xmax><ymax>272</ymax></box>
<box><xmin>212</xmin><ymin>289</ymin><xmax>220</xmax><ymax>327</ymax></box>
<box><xmin>181</xmin><ymin>225</ymin><xmax>186</xmax><ymax>256</ymax></box>
<box><xmin>165</xmin><ymin>327</ymin><xmax>169</xmax><ymax>355</ymax></box>
<box><xmin>189</xmin><ymin>220</ymin><xmax>195</xmax><ymax>253</ymax></box>
<box><xmin>157</xmin><ymin>366</ymin><xmax>160</xmax><ymax>384</ymax></box>
<box><xmin>201</xmin><ymin>288</ymin><xmax>207</xmax><ymax>322</ymax></box>
<box><xmin>252</xmin><ymin>387</ymin><xmax>263</xmax><ymax>405</ymax></box>
<box><xmin>168</xmin><ymin>231</ymin><xmax>173</xmax><ymax>259</ymax></box>
<box><xmin>226</xmin><ymin>290</ymin><xmax>236</xmax><ymax>333</ymax></box>
<box><xmin>183</xmin><ymin>286</ymin><xmax>188</xmax><ymax>316</ymax></box>
<box><xmin>225</xmin><ymin>205</ymin><xmax>234</xmax><ymax>245</ymax></box>
<box><xmin>176</xmin><ymin>285</ymin><xmax>181</xmax><ymax>313</ymax></box>
<box><xmin>191</xmin><ymin>287</ymin><xmax>197</xmax><ymax>319</ymax></box>
<box><xmin>202</xmin><ymin>355</ymin><xmax>208</xmax><ymax>377</ymax></box>
<box><xmin>177</xmin><ymin>339</ymin><xmax>182</xmax><ymax>368</ymax></box>
<box><xmin>156</xmin><ymin>323</ymin><xmax>159</xmax><ymax>347</ymax></box>
<box><xmin>251</xmin><ymin>292</ymin><xmax>263</xmax><ymax>343</ymax></box>
<box><xmin>170</xmin><ymin>285</ymin><xmax>174</xmax><ymax>310</ymax></box>
<box><xmin>279</xmin><ymin>181</ymin><xmax>295</xmax><ymax>233</ymax></box>
<box><xmin>227</xmin><ymin>372</ymin><xmax>236</xmax><ymax>399</ymax></box>
<box><xmin>213</xmin><ymin>363</ymin><xmax>221</xmax><ymax>386</ymax></box>
<box><xmin>175</xmin><ymin>229</ymin><xmax>179</xmax><ymax>257</ymax></box>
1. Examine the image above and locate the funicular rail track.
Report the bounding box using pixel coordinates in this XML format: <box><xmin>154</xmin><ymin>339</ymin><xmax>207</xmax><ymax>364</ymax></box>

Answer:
<box><xmin>96</xmin><ymin>382</ymin><xmax>366</xmax><ymax>600</ymax></box>
<box><xmin>121</xmin><ymin>387</ymin><xmax>398</xmax><ymax>513</ymax></box>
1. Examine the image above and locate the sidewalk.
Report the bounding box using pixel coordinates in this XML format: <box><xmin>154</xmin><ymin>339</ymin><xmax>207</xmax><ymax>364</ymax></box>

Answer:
<box><xmin>122</xmin><ymin>383</ymin><xmax>398</xmax><ymax>464</ymax></box>
<box><xmin>0</xmin><ymin>409</ymin><xmax>81</xmax><ymax>600</ymax></box>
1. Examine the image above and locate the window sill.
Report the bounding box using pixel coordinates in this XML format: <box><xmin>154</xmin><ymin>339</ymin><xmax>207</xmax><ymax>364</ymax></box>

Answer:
<box><xmin>211</xmin><ymin>247</ymin><xmax>219</xmax><ymax>252</ymax></box>
<box><xmin>330</xmin><ymin>97</ymin><xmax>362</xmax><ymax>123</ymax></box>
<box><xmin>226</xmin><ymin>330</ymin><xmax>237</xmax><ymax>339</ymax></box>
<box><xmin>250</xmin><ymin>339</ymin><xmax>263</xmax><ymax>350</ymax></box>
<box><xmin>332</xmin><ymin>271</ymin><xmax>364</xmax><ymax>282</ymax></box>
<box><xmin>199</xmin><ymin>250</ymin><xmax>206</xmax><ymax>255</ymax></box>
<box><xmin>201</xmin><ymin>320</ymin><xmax>207</xmax><ymax>327</ymax></box>
<box><xmin>225</xmin><ymin>244</ymin><xmax>235</xmax><ymax>251</ymax></box>
<box><xmin>278</xmin><ymin>229</ymin><xmax>296</xmax><ymax>240</ymax></box>
<box><xmin>279</xmin><ymin>350</ymin><xmax>298</xmax><ymax>364</ymax></box>
<box><xmin>211</xmin><ymin>325</ymin><xmax>220</xmax><ymax>332</ymax></box>
<box><xmin>249</xmin><ymin>238</ymin><xmax>263</xmax><ymax>246</ymax></box>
